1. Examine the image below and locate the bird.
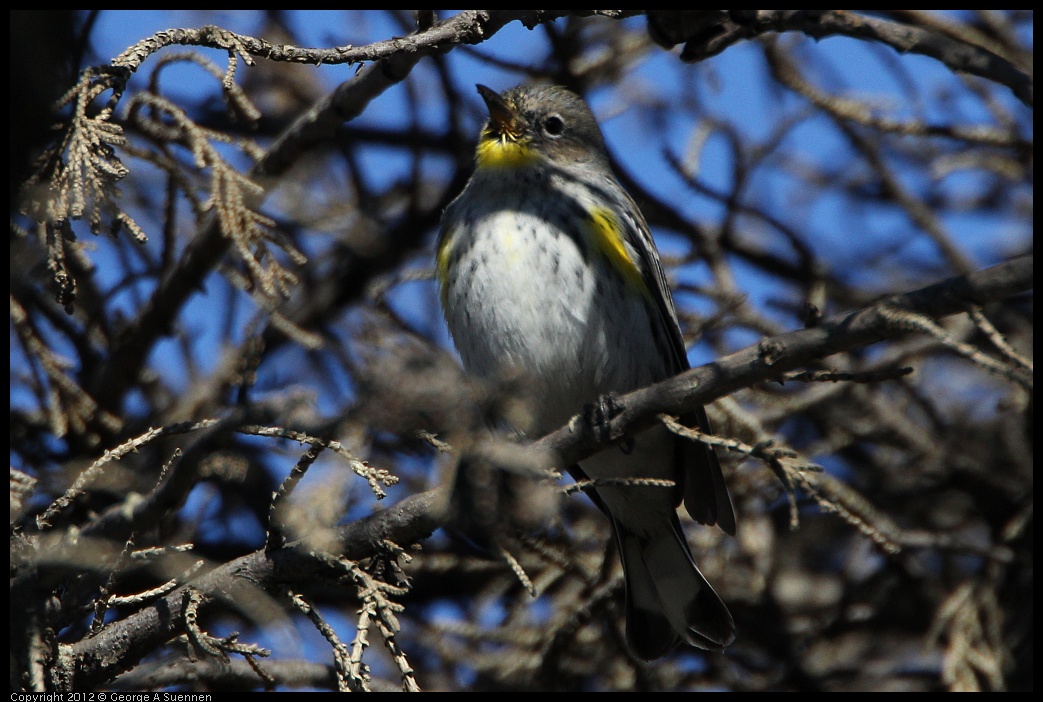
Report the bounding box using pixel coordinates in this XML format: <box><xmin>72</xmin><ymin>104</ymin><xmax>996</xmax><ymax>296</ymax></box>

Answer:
<box><xmin>436</xmin><ymin>83</ymin><xmax>735</xmax><ymax>659</ymax></box>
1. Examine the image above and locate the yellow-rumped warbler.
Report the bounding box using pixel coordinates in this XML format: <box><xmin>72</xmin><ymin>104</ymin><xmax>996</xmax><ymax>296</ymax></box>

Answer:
<box><xmin>436</xmin><ymin>84</ymin><xmax>735</xmax><ymax>660</ymax></box>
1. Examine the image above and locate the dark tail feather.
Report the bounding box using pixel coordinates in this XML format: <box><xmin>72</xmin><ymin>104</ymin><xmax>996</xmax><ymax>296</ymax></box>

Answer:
<box><xmin>615</xmin><ymin>515</ymin><xmax>734</xmax><ymax>659</ymax></box>
<box><xmin>680</xmin><ymin>407</ymin><xmax>736</xmax><ymax>535</ymax></box>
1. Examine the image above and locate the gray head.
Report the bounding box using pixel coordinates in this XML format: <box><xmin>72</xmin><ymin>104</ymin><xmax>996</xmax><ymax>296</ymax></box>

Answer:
<box><xmin>475</xmin><ymin>84</ymin><xmax>610</xmax><ymax>168</ymax></box>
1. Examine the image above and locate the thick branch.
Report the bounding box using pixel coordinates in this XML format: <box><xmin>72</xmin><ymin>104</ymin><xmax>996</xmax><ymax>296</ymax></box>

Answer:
<box><xmin>63</xmin><ymin>489</ymin><xmax>443</xmax><ymax>690</ymax></box>
<box><xmin>540</xmin><ymin>254</ymin><xmax>1032</xmax><ymax>467</ymax></box>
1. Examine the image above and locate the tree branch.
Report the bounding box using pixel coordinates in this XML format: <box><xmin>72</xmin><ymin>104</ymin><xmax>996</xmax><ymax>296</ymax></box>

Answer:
<box><xmin>63</xmin><ymin>253</ymin><xmax>1030</xmax><ymax>690</ymax></box>
<box><xmin>90</xmin><ymin>11</ymin><xmax>545</xmax><ymax>416</ymax></box>
<box><xmin>668</xmin><ymin>10</ymin><xmax>1033</xmax><ymax>107</ymax></box>
<box><xmin>541</xmin><ymin>254</ymin><xmax>1032</xmax><ymax>467</ymax></box>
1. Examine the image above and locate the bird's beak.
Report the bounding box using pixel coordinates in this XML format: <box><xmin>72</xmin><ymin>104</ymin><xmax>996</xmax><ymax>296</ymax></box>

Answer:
<box><xmin>477</xmin><ymin>84</ymin><xmax>525</xmax><ymax>140</ymax></box>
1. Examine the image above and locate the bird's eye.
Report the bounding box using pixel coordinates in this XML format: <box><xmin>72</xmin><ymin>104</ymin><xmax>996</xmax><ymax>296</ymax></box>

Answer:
<box><xmin>542</xmin><ymin>114</ymin><xmax>565</xmax><ymax>137</ymax></box>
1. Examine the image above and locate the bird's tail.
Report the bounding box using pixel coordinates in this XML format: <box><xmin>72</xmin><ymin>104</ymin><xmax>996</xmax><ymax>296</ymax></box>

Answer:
<box><xmin>614</xmin><ymin>514</ymin><xmax>735</xmax><ymax>660</ymax></box>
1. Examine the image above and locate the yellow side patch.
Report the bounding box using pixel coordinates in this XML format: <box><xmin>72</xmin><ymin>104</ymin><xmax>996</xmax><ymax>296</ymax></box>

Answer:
<box><xmin>587</xmin><ymin>207</ymin><xmax>649</xmax><ymax>298</ymax></box>
<box><xmin>476</xmin><ymin>135</ymin><xmax>539</xmax><ymax>169</ymax></box>
<box><xmin>435</xmin><ymin>233</ymin><xmax>454</xmax><ymax>307</ymax></box>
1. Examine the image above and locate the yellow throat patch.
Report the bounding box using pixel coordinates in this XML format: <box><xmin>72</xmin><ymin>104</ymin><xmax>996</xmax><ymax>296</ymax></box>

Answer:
<box><xmin>476</xmin><ymin>134</ymin><xmax>539</xmax><ymax>169</ymax></box>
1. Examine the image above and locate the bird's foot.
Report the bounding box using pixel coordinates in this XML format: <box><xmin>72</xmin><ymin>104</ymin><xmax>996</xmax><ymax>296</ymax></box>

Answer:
<box><xmin>584</xmin><ymin>393</ymin><xmax>634</xmax><ymax>453</ymax></box>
